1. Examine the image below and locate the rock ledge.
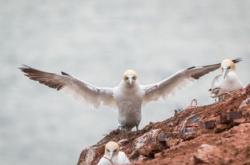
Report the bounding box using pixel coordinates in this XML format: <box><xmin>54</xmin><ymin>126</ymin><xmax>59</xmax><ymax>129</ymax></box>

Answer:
<box><xmin>77</xmin><ymin>84</ymin><xmax>250</xmax><ymax>165</ymax></box>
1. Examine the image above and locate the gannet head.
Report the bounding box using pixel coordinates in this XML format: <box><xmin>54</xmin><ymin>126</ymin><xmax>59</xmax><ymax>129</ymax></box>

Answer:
<box><xmin>123</xmin><ymin>69</ymin><xmax>138</xmax><ymax>87</ymax></box>
<box><xmin>221</xmin><ymin>59</ymin><xmax>236</xmax><ymax>79</ymax></box>
<box><xmin>104</xmin><ymin>141</ymin><xmax>119</xmax><ymax>159</ymax></box>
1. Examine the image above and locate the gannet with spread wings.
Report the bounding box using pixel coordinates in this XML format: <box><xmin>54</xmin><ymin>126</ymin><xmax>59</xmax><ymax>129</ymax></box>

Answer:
<box><xmin>20</xmin><ymin>62</ymin><xmax>222</xmax><ymax>131</ymax></box>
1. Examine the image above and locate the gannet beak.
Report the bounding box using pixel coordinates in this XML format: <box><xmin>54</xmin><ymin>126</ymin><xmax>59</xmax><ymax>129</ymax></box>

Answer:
<box><xmin>110</xmin><ymin>151</ymin><xmax>114</xmax><ymax>158</ymax></box>
<box><xmin>106</xmin><ymin>152</ymin><xmax>113</xmax><ymax>159</ymax></box>
<box><xmin>222</xmin><ymin>68</ymin><xmax>229</xmax><ymax>79</ymax></box>
<box><xmin>128</xmin><ymin>78</ymin><xmax>133</xmax><ymax>85</ymax></box>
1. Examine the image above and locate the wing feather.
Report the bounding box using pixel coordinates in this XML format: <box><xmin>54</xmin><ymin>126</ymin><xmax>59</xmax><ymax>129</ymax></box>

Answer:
<box><xmin>19</xmin><ymin>65</ymin><xmax>116</xmax><ymax>108</ymax></box>
<box><xmin>142</xmin><ymin>63</ymin><xmax>221</xmax><ymax>103</ymax></box>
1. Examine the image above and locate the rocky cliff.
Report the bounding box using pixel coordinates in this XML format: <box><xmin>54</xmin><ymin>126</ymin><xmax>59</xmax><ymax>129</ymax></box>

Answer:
<box><xmin>77</xmin><ymin>84</ymin><xmax>250</xmax><ymax>165</ymax></box>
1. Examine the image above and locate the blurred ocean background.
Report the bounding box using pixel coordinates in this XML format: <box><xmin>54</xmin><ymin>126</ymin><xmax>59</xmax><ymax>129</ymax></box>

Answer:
<box><xmin>0</xmin><ymin>0</ymin><xmax>250</xmax><ymax>164</ymax></box>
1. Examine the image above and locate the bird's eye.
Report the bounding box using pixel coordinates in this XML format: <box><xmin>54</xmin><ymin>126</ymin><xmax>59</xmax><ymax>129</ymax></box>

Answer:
<box><xmin>107</xmin><ymin>149</ymin><xmax>110</xmax><ymax>152</ymax></box>
<box><xmin>124</xmin><ymin>76</ymin><xmax>128</xmax><ymax>80</ymax></box>
<box><xmin>228</xmin><ymin>66</ymin><xmax>231</xmax><ymax>69</ymax></box>
<box><xmin>113</xmin><ymin>149</ymin><xmax>117</xmax><ymax>153</ymax></box>
<box><xmin>132</xmin><ymin>76</ymin><xmax>136</xmax><ymax>80</ymax></box>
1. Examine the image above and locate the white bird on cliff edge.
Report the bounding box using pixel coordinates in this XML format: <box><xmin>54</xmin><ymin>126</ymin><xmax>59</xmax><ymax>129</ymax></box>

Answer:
<box><xmin>209</xmin><ymin>58</ymin><xmax>243</xmax><ymax>101</ymax></box>
<box><xmin>20</xmin><ymin>61</ymin><xmax>222</xmax><ymax>131</ymax></box>
<box><xmin>97</xmin><ymin>141</ymin><xmax>130</xmax><ymax>165</ymax></box>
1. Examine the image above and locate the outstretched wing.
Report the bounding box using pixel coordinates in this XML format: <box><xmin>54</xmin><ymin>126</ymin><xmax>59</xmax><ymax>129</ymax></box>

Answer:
<box><xmin>142</xmin><ymin>63</ymin><xmax>221</xmax><ymax>103</ymax></box>
<box><xmin>19</xmin><ymin>65</ymin><xmax>116</xmax><ymax>108</ymax></box>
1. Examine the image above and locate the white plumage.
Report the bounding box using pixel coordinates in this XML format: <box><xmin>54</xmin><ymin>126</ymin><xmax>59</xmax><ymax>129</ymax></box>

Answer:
<box><xmin>209</xmin><ymin>58</ymin><xmax>243</xmax><ymax>100</ymax></box>
<box><xmin>97</xmin><ymin>141</ymin><xmax>130</xmax><ymax>165</ymax></box>
<box><xmin>20</xmin><ymin>62</ymin><xmax>222</xmax><ymax>130</ymax></box>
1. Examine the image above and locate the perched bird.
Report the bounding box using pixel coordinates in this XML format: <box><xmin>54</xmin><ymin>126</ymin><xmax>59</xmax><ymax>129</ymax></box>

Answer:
<box><xmin>97</xmin><ymin>141</ymin><xmax>130</xmax><ymax>165</ymax></box>
<box><xmin>20</xmin><ymin>62</ymin><xmax>222</xmax><ymax>131</ymax></box>
<box><xmin>209</xmin><ymin>58</ymin><xmax>243</xmax><ymax>100</ymax></box>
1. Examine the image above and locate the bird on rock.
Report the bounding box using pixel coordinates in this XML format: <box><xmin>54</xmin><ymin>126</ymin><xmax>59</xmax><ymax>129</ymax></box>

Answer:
<box><xmin>97</xmin><ymin>141</ymin><xmax>130</xmax><ymax>165</ymax></box>
<box><xmin>20</xmin><ymin>61</ymin><xmax>222</xmax><ymax>131</ymax></box>
<box><xmin>209</xmin><ymin>58</ymin><xmax>243</xmax><ymax>101</ymax></box>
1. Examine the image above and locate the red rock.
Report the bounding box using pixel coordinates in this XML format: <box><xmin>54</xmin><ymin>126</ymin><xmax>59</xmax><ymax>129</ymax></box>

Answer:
<box><xmin>77</xmin><ymin>84</ymin><xmax>250</xmax><ymax>165</ymax></box>
<box><xmin>192</xmin><ymin>144</ymin><xmax>224</xmax><ymax>164</ymax></box>
<box><xmin>204</xmin><ymin>120</ymin><xmax>216</xmax><ymax>129</ymax></box>
<box><xmin>166</xmin><ymin>138</ymin><xmax>180</xmax><ymax>147</ymax></box>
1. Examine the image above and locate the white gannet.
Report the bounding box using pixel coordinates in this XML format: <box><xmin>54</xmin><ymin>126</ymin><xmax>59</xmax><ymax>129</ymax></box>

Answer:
<box><xmin>209</xmin><ymin>58</ymin><xmax>243</xmax><ymax>101</ymax></box>
<box><xmin>97</xmin><ymin>141</ymin><xmax>130</xmax><ymax>165</ymax></box>
<box><xmin>20</xmin><ymin>61</ymin><xmax>222</xmax><ymax>131</ymax></box>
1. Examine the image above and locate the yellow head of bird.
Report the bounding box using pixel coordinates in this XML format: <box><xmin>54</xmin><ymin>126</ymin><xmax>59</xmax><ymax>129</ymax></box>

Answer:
<box><xmin>221</xmin><ymin>59</ymin><xmax>236</xmax><ymax>70</ymax></box>
<box><xmin>105</xmin><ymin>141</ymin><xmax>119</xmax><ymax>158</ymax></box>
<box><xmin>221</xmin><ymin>59</ymin><xmax>236</xmax><ymax>79</ymax></box>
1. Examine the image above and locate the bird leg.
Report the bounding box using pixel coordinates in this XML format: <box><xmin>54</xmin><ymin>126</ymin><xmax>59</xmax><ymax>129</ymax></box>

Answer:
<box><xmin>218</xmin><ymin>95</ymin><xmax>224</xmax><ymax>102</ymax></box>
<box><xmin>118</xmin><ymin>124</ymin><xmax>134</xmax><ymax>133</ymax></box>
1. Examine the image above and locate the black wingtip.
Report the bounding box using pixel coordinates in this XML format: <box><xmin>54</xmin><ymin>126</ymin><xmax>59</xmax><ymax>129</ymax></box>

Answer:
<box><xmin>61</xmin><ymin>71</ymin><xmax>71</xmax><ymax>76</ymax></box>
<box><xmin>232</xmin><ymin>58</ymin><xmax>242</xmax><ymax>63</ymax></box>
<box><xmin>187</xmin><ymin>66</ymin><xmax>196</xmax><ymax>70</ymax></box>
